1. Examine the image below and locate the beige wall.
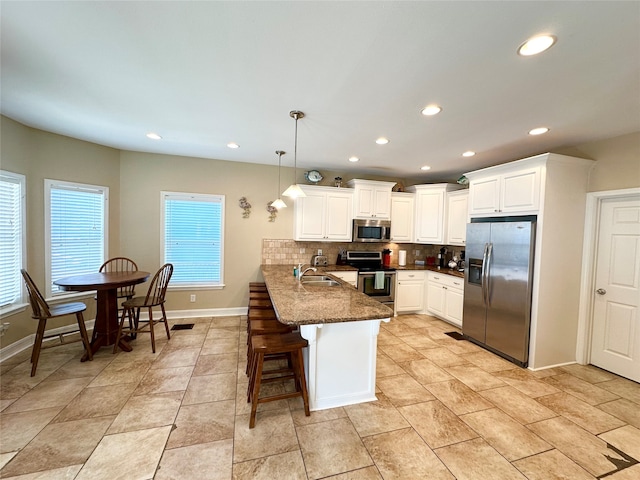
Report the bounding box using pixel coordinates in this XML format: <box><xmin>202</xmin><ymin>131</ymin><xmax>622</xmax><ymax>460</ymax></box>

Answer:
<box><xmin>119</xmin><ymin>151</ymin><xmax>295</xmax><ymax>310</ymax></box>
<box><xmin>0</xmin><ymin>116</ymin><xmax>121</xmax><ymax>347</ymax></box>
<box><xmin>556</xmin><ymin>131</ymin><xmax>640</xmax><ymax>191</ymax></box>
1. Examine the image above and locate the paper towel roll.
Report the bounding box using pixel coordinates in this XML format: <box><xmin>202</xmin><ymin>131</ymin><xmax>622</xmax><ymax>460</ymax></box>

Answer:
<box><xmin>398</xmin><ymin>250</ymin><xmax>407</xmax><ymax>266</ymax></box>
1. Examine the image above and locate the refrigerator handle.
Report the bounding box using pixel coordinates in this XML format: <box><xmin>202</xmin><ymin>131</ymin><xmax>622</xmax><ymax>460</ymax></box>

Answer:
<box><xmin>485</xmin><ymin>243</ymin><xmax>493</xmax><ymax>306</ymax></box>
<box><xmin>481</xmin><ymin>243</ymin><xmax>489</xmax><ymax>306</ymax></box>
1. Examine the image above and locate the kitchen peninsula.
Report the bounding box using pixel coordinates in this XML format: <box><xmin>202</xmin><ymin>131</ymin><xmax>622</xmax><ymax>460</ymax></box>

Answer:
<box><xmin>261</xmin><ymin>265</ymin><xmax>393</xmax><ymax>411</ymax></box>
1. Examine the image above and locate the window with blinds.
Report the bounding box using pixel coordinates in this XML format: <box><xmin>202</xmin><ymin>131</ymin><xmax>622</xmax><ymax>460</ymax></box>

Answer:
<box><xmin>0</xmin><ymin>171</ymin><xmax>26</xmax><ymax>310</ymax></box>
<box><xmin>45</xmin><ymin>179</ymin><xmax>108</xmax><ymax>297</ymax></box>
<box><xmin>161</xmin><ymin>192</ymin><xmax>225</xmax><ymax>287</ymax></box>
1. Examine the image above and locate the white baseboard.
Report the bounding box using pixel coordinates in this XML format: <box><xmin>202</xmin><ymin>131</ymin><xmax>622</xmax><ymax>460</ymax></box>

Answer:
<box><xmin>0</xmin><ymin>307</ymin><xmax>249</xmax><ymax>363</ymax></box>
<box><xmin>0</xmin><ymin>319</ymin><xmax>96</xmax><ymax>363</ymax></box>
<box><xmin>527</xmin><ymin>360</ymin><xmax>577</xmax><ymax>372</ymax></box>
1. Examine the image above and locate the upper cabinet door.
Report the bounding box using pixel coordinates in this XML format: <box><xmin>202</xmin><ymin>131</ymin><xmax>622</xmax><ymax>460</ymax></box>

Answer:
<box><xmin>325</xmin><ymin>191</ymin><xmax>353</xmax><ymax>240</ymax></box>
<box><xmin>294</xmin><ymin>189</ymin><xmax>326</xmax><ymax>240</ymax></box>
<box><xmin>414</xmin><ymin>189</ymin><xmax>445</xmax><ymax>244</ymax></box>
<box><xmin>446</xmin><ymin>190</ymin><xmax>468</xmax><ymax>246</ymax></box>
<box><xmin>468</xmin><ymin>175</ymin><xmax>500</xmax><ymax>215</ymax></box>
<box><xmin>500</xmin><ymin>167</ymin><xmax>540</xmax><ymax>213</ymax></box>
<box><xmin>390</xmin><ymin>193</ymin><xmax>414</xmax><ymax>242</ymax></box>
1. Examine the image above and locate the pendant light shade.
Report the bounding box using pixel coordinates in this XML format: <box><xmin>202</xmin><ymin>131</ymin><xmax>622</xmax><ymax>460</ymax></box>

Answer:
<box><xmin>270</xmin><ymin>150</ymin><xmax>287</xmax><ymax>209</ymax></box>
<box><xmin>270</xmin><ymin>198</ymin><xmax>287</xmax><ymax>209</ymax></box>
<box><xmin>282</xmin><ymin>110</ymin><xmax>306</xmax><ymax>198</ymax></box>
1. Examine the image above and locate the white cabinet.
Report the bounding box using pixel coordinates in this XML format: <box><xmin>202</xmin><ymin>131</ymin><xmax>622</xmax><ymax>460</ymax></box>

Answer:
<box><xmin>347</xmin><ymin>179</ymin><xmax>395</xmax><ymax>219</ymax></box>
<box><xmin>395</xmin><ymin>270</ymin><xmax>426</xmax><ymax>313</ymax></box>
<box><xmin>390</xmin><ymin>193</ymin><xmax>415</xmax><ymax>243</ymax></box>
<box><xmin>406</xmin><ymin>184</ymin><xmax>462</xmax><ymax>244</ymax></box>
<box><xmin>446</xmin><ymin>190</ymin><xmax>468</xmax><ymax>246</ymax></box>
<box><xmin>467</xmin><ymin>162</ymin><xmax>541</xmax><ymax>217</ymax></box>
<box><xmin>426</xmin><ymin>271</ymin><xmax>464</xmax><ymax>327</ymax></box>
<box><xmin>294</xmin><ymin>185</ymin><xmax>353</xmax><ymax>242</ymax></box>
<box><xmin>326</xmin><ymin>270</ymin><xmax>358</xmax><ymax>287</ymax></box>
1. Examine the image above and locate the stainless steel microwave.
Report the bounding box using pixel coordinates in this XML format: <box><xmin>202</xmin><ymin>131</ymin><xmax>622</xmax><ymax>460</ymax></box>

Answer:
<box><xmin>352</xmin><ymin>219</ymin><xmax>391</xmax><ymax>243</ymax></box>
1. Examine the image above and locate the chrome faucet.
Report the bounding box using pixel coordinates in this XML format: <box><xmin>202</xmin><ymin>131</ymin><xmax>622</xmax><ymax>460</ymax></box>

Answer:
<box><xmin>298</xmin><ymin>266</ymin><xmax>317</xmax><ymax>281</ymax></box>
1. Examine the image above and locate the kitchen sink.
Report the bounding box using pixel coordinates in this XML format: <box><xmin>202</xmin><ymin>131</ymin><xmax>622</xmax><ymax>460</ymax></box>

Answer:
<box><xmin>300</xmin><ymin>275</ymin><xmax>341</xmax><ymax>287</ymax></box>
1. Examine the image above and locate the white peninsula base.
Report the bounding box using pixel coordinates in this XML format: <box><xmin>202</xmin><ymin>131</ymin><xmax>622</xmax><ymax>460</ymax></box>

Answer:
<box><xmin>300</xmin><ymin>317</ymin><xmax>391</xmax><ymax>411</ymax></box>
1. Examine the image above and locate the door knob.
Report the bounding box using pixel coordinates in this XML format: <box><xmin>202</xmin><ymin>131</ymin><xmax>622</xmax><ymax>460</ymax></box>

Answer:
<box><xmin>596</xmin><ymin>288</ymin><xmax>607</xmax><ymax>295</ymax></box>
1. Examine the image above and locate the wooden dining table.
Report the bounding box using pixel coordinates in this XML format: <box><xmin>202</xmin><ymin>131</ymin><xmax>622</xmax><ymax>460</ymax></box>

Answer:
<box><xmin>54</xmin><ymin>270</ymin><xmax>150</xmax><ymax>359</ymax></box>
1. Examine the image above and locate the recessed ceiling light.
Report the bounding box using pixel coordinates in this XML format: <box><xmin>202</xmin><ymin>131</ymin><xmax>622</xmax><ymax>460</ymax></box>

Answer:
<box><xmin>420</xmin><ymin>165</ymin><xmax>431</xmax><ymax>171</ymax></box>
<box><xmin>227</xmin><ymin>142</ymin><xmax>239</xmax><ymax>149</ymax></box>
<box><xmin>528</xmin><ymin>127</ymin><xmax>550</xmax><ymax>136</ymax></box>
<box><xmin>421</xmin><ymin>105</ymin><xmax>442</xmax><ymax>116</ymax></box>
<box><xmin>518</xmin><ymin>35</ymin><xmax>557</xmax><ymax>56</ymax></box>
<box><xmin>146</xmin><ymin>132</ymin><xmax>162</xmax><ymax>140</ymax></box>
<box><xmin>348</xmin><ymin>156</ymin><xmax>359</xmax><ymax>163</ymax></box>
<box><xmin>462</xmin><ymin>151</ymin><xmax>476</xmax><ymax>157</ymax></box>
<box><xmin>375</xmin><ymin>137</ymin><xmax>389</xmax><ymax>145</ymax></box>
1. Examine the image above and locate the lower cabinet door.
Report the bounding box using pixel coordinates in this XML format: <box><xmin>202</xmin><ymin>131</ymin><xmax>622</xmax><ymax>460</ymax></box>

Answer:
<box><xmin>426</xmin><ymin>281</ymin><xmax>445</xmax><ymax>316</ymax></box>
<box><xmin>396</xmin><ymin>280</ymin><xmax>424</xmax><ymax>312</ymax></box>
<box><xmin>444</xmin><ymin>287</ymin><xmax>464</xmax><ymax>327</ymax></box>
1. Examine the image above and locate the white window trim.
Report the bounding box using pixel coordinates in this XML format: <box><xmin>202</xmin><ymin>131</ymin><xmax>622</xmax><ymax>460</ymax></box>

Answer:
<box><xmin>45</xmin><ymin>179</ymin><xmax>109</xmax><ymax>299</ymax></box>
<box><xmin>0</xmin><ymin>170</ymin><xmax>27</xmax><ymax>317</ymax></box>
<box><xmin>161</xmin><ymin>191</ymin><xmax>225</xmax><ymax>289</ymax></box>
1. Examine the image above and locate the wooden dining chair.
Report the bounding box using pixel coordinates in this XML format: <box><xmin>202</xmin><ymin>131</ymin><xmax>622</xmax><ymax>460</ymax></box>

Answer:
<box><xmin>114</xmin><ymin>263</ymin><xmax>173</xmax><ymax>353</ymax></box>
<box><xmin>98</xmin><ymin>257</ymin><xmax>138</xmax><ymax>340</ymax></box>
<box><xmin>21</xmin><ymin>269</ymin><xmax>94</xmax><ymax>376</ymax></box>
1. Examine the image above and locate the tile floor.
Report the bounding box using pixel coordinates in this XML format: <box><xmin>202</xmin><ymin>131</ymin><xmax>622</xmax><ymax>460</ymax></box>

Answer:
<box><xmin>1</xmin><ymin>313</ymin><xmax>639</xmax><ymax>479</ymax></box>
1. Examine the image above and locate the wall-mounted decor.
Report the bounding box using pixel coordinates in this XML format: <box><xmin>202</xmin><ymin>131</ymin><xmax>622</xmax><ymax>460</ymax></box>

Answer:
<box><xmin>266</xmin><ymin>203</ymin><xmax>277</xmax><ymax>222</ymax></box>
<box><xmin>239</xmin><ymin>197</ymin><xmax>251</xmax><ymax>218</ymax></box>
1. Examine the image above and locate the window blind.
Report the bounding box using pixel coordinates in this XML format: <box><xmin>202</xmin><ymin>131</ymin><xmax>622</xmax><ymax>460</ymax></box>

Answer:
<box><xmin>163</xmin><ymin>192</ymin><xmax>224</xmax><ymax>286</ymax></box>
<box><xmin>48</xmin><ymin>181</ymin><xmax>107</xmax><ymax>295</ymax></box>
<box><xmin>0</xmin><ymin>171</ymin><xmax>25</xmax><ymax>307</ymax></box>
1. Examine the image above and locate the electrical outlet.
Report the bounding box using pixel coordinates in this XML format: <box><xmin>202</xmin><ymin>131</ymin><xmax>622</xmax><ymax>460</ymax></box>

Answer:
<box><xmin>190</xmin><ymin>294</ymin><xmax>196</xmax><ymax>303</ymax></box>
<box><xmin>317</xmin><ymin>249</ymin><xmax>323</xmax><ymax>255</ymax></box>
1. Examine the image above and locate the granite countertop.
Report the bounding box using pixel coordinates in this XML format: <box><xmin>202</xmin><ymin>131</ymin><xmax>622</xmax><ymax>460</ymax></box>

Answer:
<box><xmin>261</xmin><ymin>265</ymin><xmax>393</xmax><ymax>326</ymax></box>
<box><xmin>319</xmin><ymin>262</ymin><xmax>465</xmax><ymax>279</ymax></box>
<box><xmin>395</xmin><ymin>264</ymin><xmax>465</xmax><ymax>278</ymax></box>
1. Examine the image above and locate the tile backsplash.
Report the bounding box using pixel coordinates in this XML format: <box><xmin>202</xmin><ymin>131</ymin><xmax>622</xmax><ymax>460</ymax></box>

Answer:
<box><xmin>261</xmin><ymin>239</ymin><xmax>465</xmax><ymax>266</ymax></box>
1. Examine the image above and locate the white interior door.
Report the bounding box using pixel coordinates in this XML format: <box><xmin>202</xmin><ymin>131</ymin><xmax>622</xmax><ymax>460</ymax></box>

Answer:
<box><xmin>590</xmin><ymin>196</ymin><xmax>640</xmax><ymax>382</ymax></box>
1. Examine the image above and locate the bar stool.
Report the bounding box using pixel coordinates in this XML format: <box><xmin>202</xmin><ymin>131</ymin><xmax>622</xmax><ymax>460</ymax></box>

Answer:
<box><xmin>248</xmin><ymin>331</ymin><xmax>310</xmax><ymax>428</ymax></box>
<box><xmin>246</xmin><ymin>318</ymin><xmax>294</xmax><ymax>374</ymax></box>
<box><xmin>249</xmin><ymin>298</ymin><xmax>273</xmax><ymax>309</ymax></box>
<box><xmin>249</xmin><ymin>282</ymin><xmax>268</xmax><ymax>293</ymax></box>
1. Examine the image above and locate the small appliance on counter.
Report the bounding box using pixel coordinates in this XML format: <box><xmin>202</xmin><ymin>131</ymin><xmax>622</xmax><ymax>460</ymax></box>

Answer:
<box><xmin>311</xmin><ymin>255</ymin><xmax>328</xmax><ymax>267</ymax></box>
<box><xmin>437</xmin><ymin>247</ymin><xmax>447</xmax><ymax>268</ymax></box>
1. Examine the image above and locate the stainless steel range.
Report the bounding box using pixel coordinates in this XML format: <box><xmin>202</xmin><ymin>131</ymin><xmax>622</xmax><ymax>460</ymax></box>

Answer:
<box><xmin>346</xmin><ymin>251</ymin><xmax>396</xmax><ymax>308</ymax></box>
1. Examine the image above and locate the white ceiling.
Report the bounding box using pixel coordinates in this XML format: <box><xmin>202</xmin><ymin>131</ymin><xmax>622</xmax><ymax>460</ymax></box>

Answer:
<box><xmin>2</xmin><ymin>1</ymin><xmax>639</xmax><ymax>182</ymax></box>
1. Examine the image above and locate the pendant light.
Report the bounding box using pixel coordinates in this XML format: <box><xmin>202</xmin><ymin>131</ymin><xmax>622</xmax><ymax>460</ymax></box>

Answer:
<box><xmin>282</xmin><ymin>110</ymin><xmax>307</xmax><ymax>198</ymax></box>
<box><xmin>270</xmin><ymin>150</ymin><xmax>287</xmax><ymax>209</ymax></box>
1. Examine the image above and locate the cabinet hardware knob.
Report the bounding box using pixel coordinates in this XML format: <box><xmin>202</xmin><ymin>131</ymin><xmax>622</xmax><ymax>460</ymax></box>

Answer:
<box><xmin>596</xmin><ymin>288</ymin><xmax>607</xmax><ymax>295</ymax></box>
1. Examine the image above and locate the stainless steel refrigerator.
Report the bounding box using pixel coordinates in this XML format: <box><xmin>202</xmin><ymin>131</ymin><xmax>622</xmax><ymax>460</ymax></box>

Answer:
<box><xmin>463</xmin><ymin>217</ymin><xmax>536</xmax><ymax>367</ymax></box>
